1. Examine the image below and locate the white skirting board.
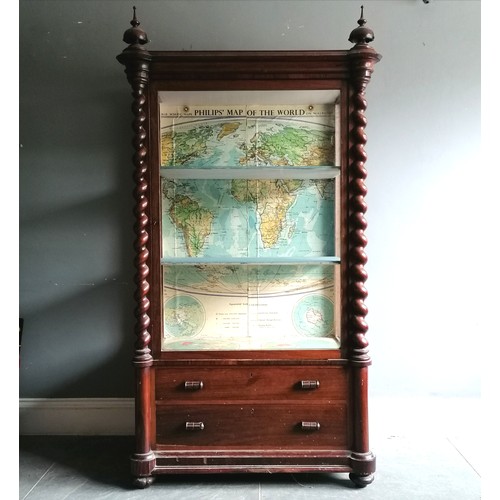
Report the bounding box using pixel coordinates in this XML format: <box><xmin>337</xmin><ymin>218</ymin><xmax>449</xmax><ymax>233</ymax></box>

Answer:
<box><xmin>19</xmin><ymin>398</ymin><xmax>135</xmax><ymax>435</ymax></box>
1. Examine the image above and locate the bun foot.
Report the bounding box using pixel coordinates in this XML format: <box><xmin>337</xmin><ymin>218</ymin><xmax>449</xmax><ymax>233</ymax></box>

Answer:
<box><xmin>349</xmin><ymin>472</ymin><xmax>374</xmax><ymax>488</ymax></box>
<box><xmin>133</xmin><ymin>476</ymin><xmax>155</xmax><ymax>489</ymax></box>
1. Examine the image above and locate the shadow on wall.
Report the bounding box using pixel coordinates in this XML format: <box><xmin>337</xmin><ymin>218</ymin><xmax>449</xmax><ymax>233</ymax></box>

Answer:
<box><xmin>19</xmin><ymin>14</ymin><xmax>140</xmax><ymax>398</ymax></box>
<box><xmin>19</xmin><ymin>146</ymin><xmax>139</xmax><ymax>399</ymax></box>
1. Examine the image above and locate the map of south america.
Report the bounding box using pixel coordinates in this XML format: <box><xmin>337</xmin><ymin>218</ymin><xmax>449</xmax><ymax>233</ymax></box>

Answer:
<box><xmin>168</xmin><ymin>195</ymin><xmax>213</xmax><ymax>257</ymax></box>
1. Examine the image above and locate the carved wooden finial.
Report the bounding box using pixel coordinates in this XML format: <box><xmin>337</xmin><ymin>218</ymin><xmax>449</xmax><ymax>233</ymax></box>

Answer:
<box><xmin>122</xmin><ymin>6</ymin><xmax>149</xmax><ymax>47</ymax></box>
<box><xmin>117</xmin><ymin>6</ymin><xmax>152</xmax><ymax>83</ymax></box>
<box><xmin>131</xmin><ymin>6</ymin><xmax>139</xmax><ymax>27</ymax></box>
<box><xmin>348</xmin><ymin>5</ymin><xmax>375</xmax><ymax>46</ymax></box>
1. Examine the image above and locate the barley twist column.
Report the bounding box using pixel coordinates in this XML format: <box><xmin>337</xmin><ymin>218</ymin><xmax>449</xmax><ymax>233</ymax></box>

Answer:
<box><xmin>346</xmin><ymin>7</ymin><xmax>381</xmax><ymax>487</ymax></box>
<box><xmin>117</xmin><ymin>8</ymin><xmax>155</xmax><ymax>488</ymax></box>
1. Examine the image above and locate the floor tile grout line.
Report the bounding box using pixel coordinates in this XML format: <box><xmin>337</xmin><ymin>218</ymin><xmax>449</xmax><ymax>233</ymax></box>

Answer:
<box><xmin>22</xmin><ymin>462</ymin><xmax>56</xmax><ymax>500</ymax></box>
<box><xmin>446</xmin><ymin>437</ymin><xmax>481</xmax><ymax>477</ymax></box>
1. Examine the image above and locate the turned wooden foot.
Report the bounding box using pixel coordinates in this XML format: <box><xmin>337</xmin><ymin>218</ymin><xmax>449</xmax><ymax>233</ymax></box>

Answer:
<box><xmin>133</xmin><ymin>476</ymin><xmax>155</xmax><ymax>489</ymax></box>
<box><xmin>349</xmin><ymin>472</ymin><xmax>374</xmax><ymax>488</ymax></box>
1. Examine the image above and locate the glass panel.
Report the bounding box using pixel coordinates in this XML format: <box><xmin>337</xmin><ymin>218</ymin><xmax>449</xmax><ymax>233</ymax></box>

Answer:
<box><xmin>159</xmin><ymin>92</ymin><xmax>340</xmax><ymax>170</ymax></box>
<box><xmin>159</xmin><ymin>90</ymin><xmax>341</xmax><ymax>351</ymax></box>
<box><xmin>162</xmin><ymin>264</ymin><xmax>339</xmax><ymax>351</ymax></box>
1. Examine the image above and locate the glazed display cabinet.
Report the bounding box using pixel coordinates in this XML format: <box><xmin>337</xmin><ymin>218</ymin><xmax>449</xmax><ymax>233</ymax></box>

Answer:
<box><xmin>117</xmin><ymin>7</ymin><xmax>381</xmax><ymax>489</ymax></box>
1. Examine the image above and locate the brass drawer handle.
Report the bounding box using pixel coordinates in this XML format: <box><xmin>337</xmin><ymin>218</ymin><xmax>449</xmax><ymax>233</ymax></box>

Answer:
<box><xmin>301</xmin><ymin>421</ymin><xmax>321</xmax><ymax>431</ymax></box>
<box><xmin>185</xmin><ymin>421</ymin><xmax>205</xmax><ymax>431</ymax></box>
<box><xmin>300</xmin><ymin>380</ymin><xmax>320</xmax><ymax>390</ymax></box>
<box><xmin>184</xmin><ymin>380</ymin><xmax>204</xmax><ymax>391</ymax></box>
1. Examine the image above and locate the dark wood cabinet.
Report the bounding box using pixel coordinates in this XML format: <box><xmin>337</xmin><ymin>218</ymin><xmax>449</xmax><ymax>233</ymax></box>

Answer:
<box><xmin>117</xmin><ymin>7</ymin><xmax>380</xmax><ymax>489</ymax></box>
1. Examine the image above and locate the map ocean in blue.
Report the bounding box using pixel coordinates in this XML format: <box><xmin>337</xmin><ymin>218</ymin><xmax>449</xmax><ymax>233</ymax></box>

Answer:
<box><xmin>172</xmin><ymin>121</ymin><xmax>248</xmax><ymax>168</ymax></box>
<box><xmin>163</xmin><ymin>178</ymin><xmax>335</xmax><ymax>259</ymax></box>
<box><xmin>183</xmin><ymin>143</ymin><xmax>246</xmax><ymax>168</ymax></box>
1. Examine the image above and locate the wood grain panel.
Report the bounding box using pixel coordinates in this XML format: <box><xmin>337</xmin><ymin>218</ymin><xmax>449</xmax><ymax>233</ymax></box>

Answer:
<box><xmin>156</xmin><ymin>403</ymin><xmax>347</xmax><ymax>448</ymax></box>
<box><xmin>155</xmin><ymin>366</ymin><xmax>347</xmax><ymax>402</ymax></box>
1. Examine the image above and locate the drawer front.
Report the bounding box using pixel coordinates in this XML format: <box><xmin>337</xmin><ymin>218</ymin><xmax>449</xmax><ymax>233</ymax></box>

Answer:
<box><xmin>155</xmin><ymin>366</ymin><xmax>347</xmax><ymax>402</ymax></box>
<box><xmin>156</xmin><ymin>403</ymin><xmax>347</xmax><ymax>448</ymax></box>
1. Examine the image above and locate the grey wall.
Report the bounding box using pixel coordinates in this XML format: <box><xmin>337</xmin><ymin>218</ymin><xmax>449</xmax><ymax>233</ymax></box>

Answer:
<box><xmin>19</xmin><ymin>0</ymin><xmax>481</xmax><ymax>399</ymax></box>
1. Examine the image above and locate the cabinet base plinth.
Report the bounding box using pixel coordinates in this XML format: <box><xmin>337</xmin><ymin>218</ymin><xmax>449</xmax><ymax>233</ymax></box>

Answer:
<box><xmin>130</xmin><ymin>451</ymin><xmax>156</xmax><ymax>479</ymax></box>
<box><xmin>349</xmin><ymin>451</ymin><xmax>376</xmax><ymax>475</ymax></box>
<box><xmin>141</xmin><ymin>450</ymin><xmax>375</xmax><ymax>481</ymax></box>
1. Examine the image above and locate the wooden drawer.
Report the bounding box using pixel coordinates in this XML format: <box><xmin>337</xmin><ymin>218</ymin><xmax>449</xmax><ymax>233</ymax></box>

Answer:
<box><xmin>156</xmin><ymin>403</ymin><xmax>348</xmax><ymax>448</ymax></box>
<box><xmin>155</xmin><ymin>366</ymin><xmax>347</xmax><ymax>402</ymax></box>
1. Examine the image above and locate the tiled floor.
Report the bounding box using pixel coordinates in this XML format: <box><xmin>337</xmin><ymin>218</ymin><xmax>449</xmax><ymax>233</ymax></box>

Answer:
<box><xmin>19</xmin><ymin>398</ymin><xmax>481</xmax><ymax>499</ymax></box>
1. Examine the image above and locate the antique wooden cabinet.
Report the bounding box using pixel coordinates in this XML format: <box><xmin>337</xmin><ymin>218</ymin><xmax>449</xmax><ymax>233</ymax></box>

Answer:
<box><xmin>117</xmin><ymin>7</ymin><xmax>380</xmax><ymax>489</ymax></box>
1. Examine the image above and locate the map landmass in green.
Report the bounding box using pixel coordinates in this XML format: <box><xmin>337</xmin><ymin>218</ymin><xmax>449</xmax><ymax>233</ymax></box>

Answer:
<box><xmin>231</xmin><ymin>179</ymin><xmax>303</xmax><ymax>248</ymax></box>
<box><xmin>161</xmin><ymin>120</ymin><xmax>333</xmax><ymax>167</ymax></box>
<box><xmin>169</xmin><ymin>195</ymin><xmax>214</xmax><ymax>257</ymax></box>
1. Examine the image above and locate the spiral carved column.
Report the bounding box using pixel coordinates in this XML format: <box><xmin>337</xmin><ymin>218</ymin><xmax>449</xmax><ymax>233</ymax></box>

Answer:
<box><xmin>130</xmin><ymin>78</ymin><xmax>152</xmax><ymax>368</ymax></box>
<box><xmin>346</xmin><ymin>10</ymin><xmax>381</xmax><ymax>485</ymax></box>
<box><xmin>117</xmin><ymin>9</ymin><xmax>155</xmax><ymax>486</ymax></box>
<box><xmin>348</xmin><ymin>87</ymin><xmax>371</xmax><ymax>367</ymax></box>
<box><xmin>346</xmin><ymin>6</ymin><xmax>381</xmax><ymax>366</ymax></box>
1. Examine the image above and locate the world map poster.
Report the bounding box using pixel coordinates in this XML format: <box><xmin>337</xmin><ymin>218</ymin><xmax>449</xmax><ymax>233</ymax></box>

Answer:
<box><xmin>160</xmin><ymin>103</ymin><xmax>340</xmax><ymax>350</ymax></box>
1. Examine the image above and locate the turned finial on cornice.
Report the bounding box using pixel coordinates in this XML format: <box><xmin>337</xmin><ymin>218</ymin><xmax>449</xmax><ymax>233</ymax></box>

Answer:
<box><xmin>122</xmin><ymin>6</ymin><xmax>149</xmax><ymax>47</ymax></box>
<box><xmin>348</xmin><ymin>6</ymin><xmax>375</xmax><ymax>46</ymax></box>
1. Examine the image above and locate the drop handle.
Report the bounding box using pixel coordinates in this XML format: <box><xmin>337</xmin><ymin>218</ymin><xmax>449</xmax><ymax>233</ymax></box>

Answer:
<box><xmin>301</xmin><ymin>421</ymin><xmax>321</xmax><ymax>431</ymax></box>
<box><xmin>300</xmin><ymin>380</ymin><xmax>320</xmax><ymax>390</ymax></box>
<box><xmin>185</xmin><ymin>422</ymin><xmax>205</xmax><ymax>431</ymax></box>
<box><xmin>184</xmin><ymin>381</ymin><xmax>204</xmax><ymax>391</ymax></box>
